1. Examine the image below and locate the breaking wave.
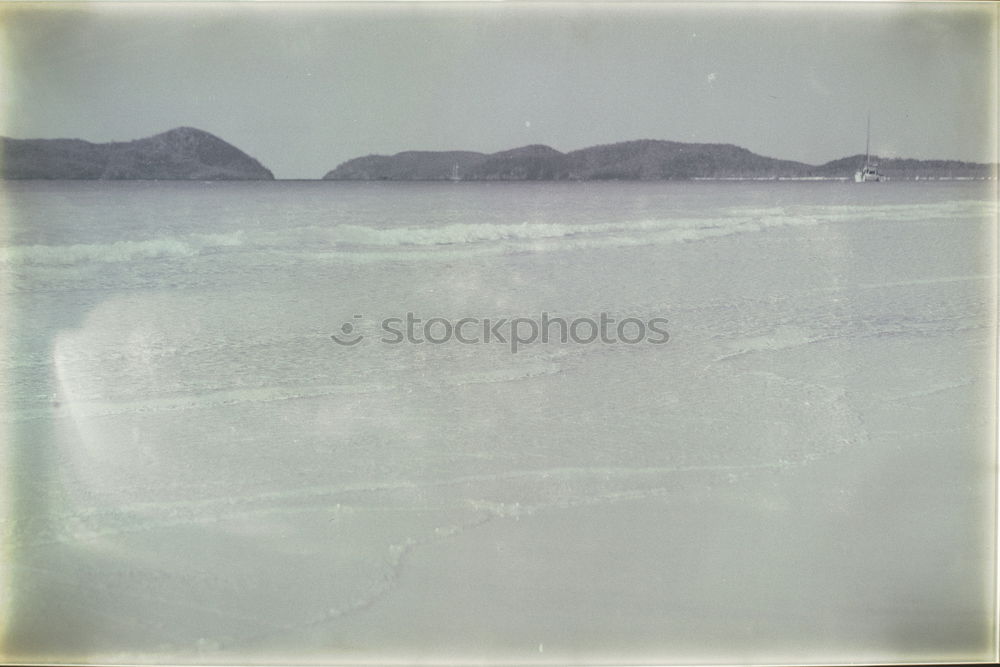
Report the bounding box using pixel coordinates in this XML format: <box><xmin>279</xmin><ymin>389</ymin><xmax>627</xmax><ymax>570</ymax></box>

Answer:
<box><xmin>1</xmin><ymin>197</ymin><xmax>990</xmax><ymax>267</ymax></box>
<box><xmin>318</xmin><ymin>214</ymin><xmax>806</xmax><ymax>248</ymax></box>
<box><xmin>0</xmin><ymin>231</ymin><xmax>244</xmax><ymax>266</ymax></box>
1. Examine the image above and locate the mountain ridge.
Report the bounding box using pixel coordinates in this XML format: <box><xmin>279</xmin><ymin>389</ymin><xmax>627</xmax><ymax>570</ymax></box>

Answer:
<box><xmin>324</xmin><ymin>139</ymin><xmax>996</xmax><ymax>181</ymax></box>
<box><xmin>1</xmin><ymin>127</ymin><xmax>274</xmax><ymax>180</ymax></box>
<box><xmin>1</xmin><ymin>128</ymin><xmax>993</xmax><ymax>181</ymax></box>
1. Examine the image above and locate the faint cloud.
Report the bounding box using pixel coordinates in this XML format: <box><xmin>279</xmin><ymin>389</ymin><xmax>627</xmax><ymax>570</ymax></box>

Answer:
<box><xmin>706</xmin><ymin>72</ymin><xmax>717</xmax><ymax>83</ymax></box>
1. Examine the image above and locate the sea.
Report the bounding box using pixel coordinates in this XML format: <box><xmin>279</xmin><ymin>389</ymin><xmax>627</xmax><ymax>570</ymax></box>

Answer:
<box><xmin>1</xmin><ymin>180</ymin><xmax>996</xmax><ymax>663</ymax></box>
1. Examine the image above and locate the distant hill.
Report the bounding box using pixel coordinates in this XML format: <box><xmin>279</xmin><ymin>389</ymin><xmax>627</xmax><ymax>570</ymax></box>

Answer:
<box><xmin>811</xmin><ymin>155</ymin><xmax>995</xmax><ymax>180</ymax></box>
<box><xmin>324</xmin><ymin>140</ymin><xmax>996</xmax><ymax>181</ymax></box>
<box><xmin>559</xmin><ymin>140</ymin><xmax>813</xmax><ymax>180</ymax></box>
<box><xmin>1</xmin><ymin>127</ymin><xmax>274</xmax><ymax>180</ymax></box>
<box><xmin>324</xmin><ymin>140</ymin><xmax>813</xmax><ymax>181</ymax></box>
<box><xmin>325</xmin><ymin>150</ymin><xmax>486</xmax><ymax>181</ymax></box>
<box><xmin>468</xmin><ymin>145</ymin><xmax>565</xmax><ymax>180</ymax></box>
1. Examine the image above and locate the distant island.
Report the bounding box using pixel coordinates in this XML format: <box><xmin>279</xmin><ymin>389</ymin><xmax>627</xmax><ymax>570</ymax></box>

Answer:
<box><xmin>0</xmin><ymin>127</ymin><xmax>274</xmax><ymax>180</ymax></box>
<box><xmin>1</xmin><ymin>128</ymin><xmax>994</xmax><ymax>181</ymax></box>
<box><xmin>324</xmin><ymin>140</ymin><xmax>996</xmax><ymax>182</ymax></box>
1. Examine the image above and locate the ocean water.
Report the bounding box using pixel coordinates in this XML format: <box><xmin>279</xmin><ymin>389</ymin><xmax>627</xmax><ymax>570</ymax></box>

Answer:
<box><xmin>1</xmin><ymin>180</ymin><xmax>996</xmax><ymax>663</ymax></box>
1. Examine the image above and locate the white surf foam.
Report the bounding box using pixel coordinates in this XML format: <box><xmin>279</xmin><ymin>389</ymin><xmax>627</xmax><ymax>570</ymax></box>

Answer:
<box><xmin>320</xmin><ymin>213</ymin><xmax>809</xmax><ymax>248</ymax></box>
<box><xmin>2</xmin><ymin>198</ymin><xmax>989</xmax><ymax>269</ymax></box>
<box><xmin>0</xmin><ymin>231</ymin><xmax>244</xmax><ymax>266</ymax></box>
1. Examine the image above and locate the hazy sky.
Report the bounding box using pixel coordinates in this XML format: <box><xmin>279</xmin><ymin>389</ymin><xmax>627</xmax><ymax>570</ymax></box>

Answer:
<box><xmin>2</xmin><ymin>1</ymin><xmax>996</xmax><ymax>179</ymax></box>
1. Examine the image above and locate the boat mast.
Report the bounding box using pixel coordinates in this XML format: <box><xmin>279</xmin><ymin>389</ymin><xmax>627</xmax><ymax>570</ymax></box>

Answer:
<box><xmin>865</xmin><ymin>112</ymin><xmax>871</xmax><ymax>166</ymax></box>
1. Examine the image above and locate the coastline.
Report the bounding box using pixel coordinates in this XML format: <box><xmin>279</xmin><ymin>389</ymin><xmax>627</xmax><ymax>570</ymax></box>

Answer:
<box><xmin>247</xmin><ymin>371</ymin><xmax>995</xmax><ymax>664</ymax></box>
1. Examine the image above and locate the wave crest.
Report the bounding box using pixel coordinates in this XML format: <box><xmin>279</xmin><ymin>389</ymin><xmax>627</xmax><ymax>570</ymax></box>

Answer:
<box><xmin>0</xmin><ymin>232</ymin><xmax>244</xmax><ymax>266</ymax></box>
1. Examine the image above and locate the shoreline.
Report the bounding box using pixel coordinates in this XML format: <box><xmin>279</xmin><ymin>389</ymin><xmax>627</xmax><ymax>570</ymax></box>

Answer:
<box><xmin>251</xmin><ymin>407</ymin><xmax>994</xmax><ymax>664</ymax></box>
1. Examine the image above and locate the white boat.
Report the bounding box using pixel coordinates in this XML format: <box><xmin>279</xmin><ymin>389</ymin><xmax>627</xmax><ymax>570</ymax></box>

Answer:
<box><xmin>449</xmin><ymin>164</ymin><xmax>461</xmax><ymax>181</ymax></box>
<box><xmin>854</xmin><ymin>113</ymin><xmax>885</xmax><ymax>182</ymax></box>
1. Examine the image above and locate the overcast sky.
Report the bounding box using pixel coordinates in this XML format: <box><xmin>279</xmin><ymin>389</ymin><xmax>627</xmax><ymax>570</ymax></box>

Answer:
<box><xmin>2</xmin><ymin>1</ymin><xmax>996</xmax><ymax>179</ymax></box>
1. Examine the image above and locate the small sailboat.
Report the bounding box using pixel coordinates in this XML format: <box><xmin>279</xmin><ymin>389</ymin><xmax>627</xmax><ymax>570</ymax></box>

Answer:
<box><xmin>449</xmin><ymin>163</ymin><xmax>461</xmax><ymax>182</ymax></box>
<box><xmin>854</xmin><ymin>113</ymin><xmax>884</xmax><ymax>183</ymax></box>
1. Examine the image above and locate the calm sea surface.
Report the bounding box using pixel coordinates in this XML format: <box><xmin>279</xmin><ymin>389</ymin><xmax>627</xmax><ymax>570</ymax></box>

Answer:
<box><xmin>1</xmin><ymin>180</ymin><xmax>996</xmax><ymax>662</ymax></box>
